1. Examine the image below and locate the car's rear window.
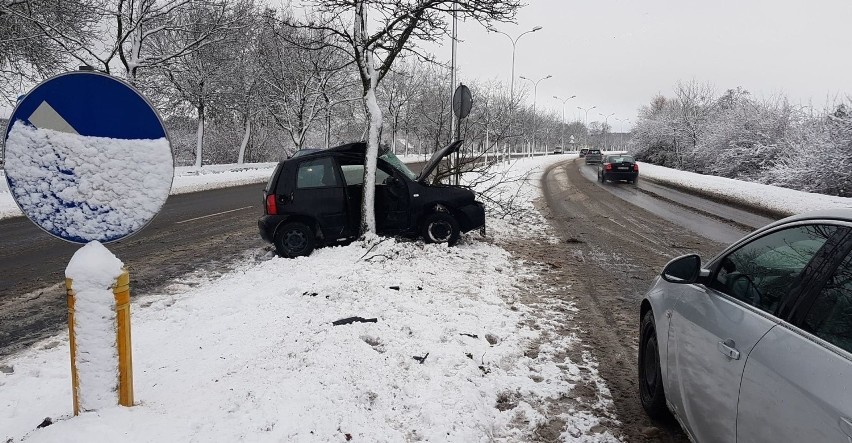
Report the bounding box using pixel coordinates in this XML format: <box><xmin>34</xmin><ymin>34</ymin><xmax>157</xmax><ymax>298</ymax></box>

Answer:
<box><xmin>266</xmin><ymin>163</ymin><xmax>283</xmax><ymax>193</ymax></box>
<box><xmin>606</xmin><ymin>155</ymin><xmax>634</xmax><ymax>163</ymax></box>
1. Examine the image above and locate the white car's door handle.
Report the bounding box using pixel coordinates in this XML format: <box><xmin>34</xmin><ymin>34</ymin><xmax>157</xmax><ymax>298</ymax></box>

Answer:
<box><xmin>840</xmin><ymin>417</ymin><xmax>852</xmax><ymax>437</ymax></box>
<box><xmin>717</xmin><ymin>339</ymin><xmax>741</xmax><ymax>360</ymax></box>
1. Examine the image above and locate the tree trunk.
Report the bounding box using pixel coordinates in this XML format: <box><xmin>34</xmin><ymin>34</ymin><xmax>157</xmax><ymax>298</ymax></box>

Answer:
<box><xmin>361</xmin><ymin>78</ymin><xmax>382</xmax><ymax>235</ymax></box>
<box><xmin>238</xmin><ymin>119</ymin><xmax>251</xmax><ymax>164</ymax></box>
<box><xmin>325</xmin><ymin>94</ymin><xmax>332</xmax><ymax>149</ymax></box>
<box><xmin>195</xmin><ymin>104</ymin><xmax>205</xmax><ymax>168</ymax></box>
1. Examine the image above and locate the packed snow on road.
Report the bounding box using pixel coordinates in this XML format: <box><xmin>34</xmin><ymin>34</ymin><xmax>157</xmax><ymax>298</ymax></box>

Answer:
<box><xmin>0</xmin><ymin>156</ymin><xmax>620</xmax><ymax>442</ymax></box>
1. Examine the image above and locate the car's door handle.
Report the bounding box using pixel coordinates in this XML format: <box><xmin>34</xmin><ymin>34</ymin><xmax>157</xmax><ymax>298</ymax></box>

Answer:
<box><xmin>717</xmin><ymin>339</ymin><xmax>741</xmax><ymax>360</ymax></box>
<box><xmin>840</xmin><ymin>417</ymin><xmax>852</xmax><ymax>437</ymax></box>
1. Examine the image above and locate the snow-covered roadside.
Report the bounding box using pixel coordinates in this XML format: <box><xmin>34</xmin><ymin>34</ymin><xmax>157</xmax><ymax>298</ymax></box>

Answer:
<box><xmin>0</xmin><ymin>163</ymin><xmax>278</xmax><ymax>220</ymax></box>
<box><xmin>637</xmin><ymin>161</ymin><xmax>852</xmax><ymax>216</ymax></box>
<box><xmin>0</xmin><ymin>155</ymin><xmax>618</xmax><ymax>442</ymax></box>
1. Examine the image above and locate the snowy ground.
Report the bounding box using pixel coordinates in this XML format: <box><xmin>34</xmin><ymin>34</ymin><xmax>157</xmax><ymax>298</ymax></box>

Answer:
<box><xmin>637</xmin><ymin>161</ymin><xmax>852</xmax><ymax>216</ymax></box>
<box><xmin>0</xmin><ymin>155</ymin><xmax>619</xmax><ymax>442</ymax></box>
<box><xmin>5</xmin><ymin>153</ymin><xmax>852</xmax><ymax>441</ymax></box>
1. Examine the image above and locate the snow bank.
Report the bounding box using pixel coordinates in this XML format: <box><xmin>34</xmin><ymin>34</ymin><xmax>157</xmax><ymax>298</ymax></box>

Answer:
<box><xmin>65</xmin><ymin>241</ymin><xmax>125</xmax><ymax>411</ymax></box>
<box><xmin>639</xmin><ymin>162</ymin><xmax>852</xmax><ymax>216</ymax></box>
<box><xmin>4</xmin><ymin>121</ymin><xmax>173</xmax><ymax>241</ymax></box>
<box><xmin>171</xmin><ymin>162</ymin><xmax>277</xmax><ymax>195</ymax></box>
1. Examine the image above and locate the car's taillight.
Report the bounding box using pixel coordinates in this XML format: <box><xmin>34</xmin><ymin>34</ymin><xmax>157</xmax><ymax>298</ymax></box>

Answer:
<box><xmin>633</xmin><ymin>164</ymin><xmax>639</xmax><ymax>172</ymax></box>
<box><xmin>605</xmin><ymin>163</ymin><xmax>612</xmax><ymax>171</ymax></box>
<box><xmin>265</xmin><ymin>194</ymin><xmax>277</xmax><ymax>214</ymax></box>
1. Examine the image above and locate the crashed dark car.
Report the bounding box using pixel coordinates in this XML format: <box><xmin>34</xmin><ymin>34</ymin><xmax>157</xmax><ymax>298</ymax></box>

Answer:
<box><xmin>258</xmin><ymin>141</ymin><xmax>486</xmax><ymax>257</ymax></box>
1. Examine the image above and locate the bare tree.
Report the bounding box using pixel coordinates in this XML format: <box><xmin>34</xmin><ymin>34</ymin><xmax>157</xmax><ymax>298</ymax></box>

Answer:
<box><xmin>259</xmin><ymin>16</ymin><xmax>353</xmax><ymax>151</ymax></box>
<box><xmin>151</xmin><ymin>1</ymin><xmax>251</xmax><ymax>167</ymax></box>
<box><xmin>0</xmin><ymin>0</ymin><xmax>104</xmax><ymax>100</ymax></box>
<box><xmin>293</xmin><ymin>0</ymin><xmax>521</xmax><ymax>236</ymax></box>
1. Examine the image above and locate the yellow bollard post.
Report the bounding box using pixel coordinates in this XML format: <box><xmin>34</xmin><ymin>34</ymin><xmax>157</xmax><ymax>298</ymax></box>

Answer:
<box><xmin>114</xmin><ymin>269</ymin><xmax>134</xmax><ymax>407</ymax></box>
<box><xmin>65</xmin><ymin>278</ymin><xmax>80</xmax><ymax>416</ymax></box>
<box><xmin>65</xmin><ymin>268</ymin><xmax>133</xmax><ymax>414</ymax></box>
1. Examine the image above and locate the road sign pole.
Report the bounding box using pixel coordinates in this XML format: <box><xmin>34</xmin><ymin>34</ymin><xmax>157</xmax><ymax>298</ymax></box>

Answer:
<box><xmin>65</xmin><ymin>268</ymin><xmax>134</xmax><ymax>414</ymax></box>
<box><xmin>114</xmin><ymin>269</ymin><xmax>134</xmax><ymax>407</ymax></box>
<box><xmin>65</xmin><ymin>280</ymin><xmax>80</xmax><ymax>416</ymax></box>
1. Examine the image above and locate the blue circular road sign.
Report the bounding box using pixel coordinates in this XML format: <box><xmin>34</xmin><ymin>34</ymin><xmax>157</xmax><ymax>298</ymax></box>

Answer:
<box><xmin>3</xmin><ymin>71</ymin><xmax>174</xmax><ymax>243</ymax></box>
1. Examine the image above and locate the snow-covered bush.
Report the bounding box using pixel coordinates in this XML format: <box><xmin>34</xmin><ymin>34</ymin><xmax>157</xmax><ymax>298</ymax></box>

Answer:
<box><xmin>630</xmin><ymin>82</ymin><xmax>851</xmax><ymax>196</ymax></box>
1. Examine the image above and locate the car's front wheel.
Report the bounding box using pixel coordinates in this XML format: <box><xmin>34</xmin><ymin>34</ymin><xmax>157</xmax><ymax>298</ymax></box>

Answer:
<box><xmin>639</xmin><ymin>309</ymin><xmax>668</xmax><ymax>419</ymax></box>
<box><xmin>422</xmin><ymin>212</ymin><xmax>460</xmax><ymax>246</ymax></box>
<box><xmin>274</xmin><ymin>222</ymin><xmax>315</xmax><ymax>258</ymax></box>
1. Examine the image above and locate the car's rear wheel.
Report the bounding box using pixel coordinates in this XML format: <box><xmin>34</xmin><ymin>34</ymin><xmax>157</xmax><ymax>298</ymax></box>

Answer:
<box><xmin>274</xmin><ymin>222</ymin><xmax>315</xmax><ymax>258</ymax></box>
<box><xmin>639</xmin><ymin>309</ymin><xmax>668</xmax><ymax>419</ymax></box>
<box><xmin>422</xmin><ymin>212</ymin><xmax>460</xmax><ymax>246</ymax></box>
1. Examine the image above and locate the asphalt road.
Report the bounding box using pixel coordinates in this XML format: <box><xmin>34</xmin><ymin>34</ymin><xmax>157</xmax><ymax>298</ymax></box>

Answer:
<box><xmin>0</xmin><ymin>183</ymin><xmax>268</xmax><ymax>355</ymax></box>
<box><xmin>531</xmin><ymin>159</ymin><xmax>782</xmax><ymax>442</ymax></box>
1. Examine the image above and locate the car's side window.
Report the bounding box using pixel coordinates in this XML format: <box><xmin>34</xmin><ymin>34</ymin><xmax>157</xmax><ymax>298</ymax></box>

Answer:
<box><xmin>802</xmin><ymin>252</ymin><xmax>852</xmax><ymax>354</ymax></box>
<box><xmin>709</xmin><ymin>225</ymin><xmax>836</xmax><ymax>314</ymax></box>
<box><xmin>296</xmin><ymin>158</ymin><xmax>339</xmax><ymax>189</ymax></box>
<box><xmin>339</xmin><ymin>164</ymin><xmax>390</xmax><ymax>186</ymax></box>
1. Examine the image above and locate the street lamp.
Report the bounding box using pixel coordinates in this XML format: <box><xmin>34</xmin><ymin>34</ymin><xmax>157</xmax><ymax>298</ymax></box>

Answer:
<box><xmin>613</xmin><ymin>117</ymin><xmax>631</xmax><ymax>148</ymax></box>
<box><xmin>599</xmin><ymin>112</ymin><xmax>615</xmax><ymax>150</ymax></box>
<box><xmin>489</xmin><ymin>26</ymin><xmax>543</xmax><ymax>157</ymax></box>
<box><xmin>519</xmin><ymin>74</ymin><xmax>552</xmax><ymax>156</ymax></box>
<box><xmin>489</xmin><ymin>26</ymin><xmax>543</xmax><ymax>102</ymax></box>
<box><xmin>577</xmin><ymin>105</ymin><xmax>596</xmax><ymax>148</ymax></box>
<box><xmin>553</xmin><ymin>94</ymin><xmax>576</xmax><ymax>151</ymax></box>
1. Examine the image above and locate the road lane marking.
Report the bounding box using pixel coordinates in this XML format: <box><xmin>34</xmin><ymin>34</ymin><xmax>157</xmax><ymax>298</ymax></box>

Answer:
<box><xmin>176</xmin><ymin>206</ymin><xmax>254</xmax><ymax>224</ymax></box>
<box><xmin>28</xmin><ymin>101</ymin><xmax>79</xmax><ymax>134</ymax></box>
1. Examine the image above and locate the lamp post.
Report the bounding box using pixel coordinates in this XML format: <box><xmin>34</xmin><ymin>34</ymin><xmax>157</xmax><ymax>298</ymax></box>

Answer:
<box><xmin>615</xmin><ymin>117</ymin><xmax>630</xmax><ymax>149</ymax></box>
<box><xmin>490</xmin><ymin>26</ymin><xmax>543</xmax><ymax>104</ymax></box>
<box><xmin>577</xmin><ymin>105</ymin><xmax>596</xmax><ymax>148</ymax></box>
<box><xmin>490</xmin><ymin>26</ymin><xmax>543</xmax><ymax>156</ymax></box>
<box><xmin>553</xmin><ymin>94</ymin><xmax>576</xmax><ymax>151</ymax></box>
<box><xmin>520</xmin><ymin>74</ymin><xmax>551</xmax><ymax>156</ymax></box>
<box><xmin>599</xmin><ymin>112</ymin><xmax>615</xmax><ymax>150</ymax></box>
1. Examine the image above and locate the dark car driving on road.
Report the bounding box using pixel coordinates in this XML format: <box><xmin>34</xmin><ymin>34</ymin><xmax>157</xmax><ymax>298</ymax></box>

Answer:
<box><xmin>259</xmin><ymin>141</ymin><xmax>485</xmax><ymax>257</ymax></box>
<box><xmin>597</xmin><ymin>154</ymin><xmax>638</xmax><ymax>183</ymax></box>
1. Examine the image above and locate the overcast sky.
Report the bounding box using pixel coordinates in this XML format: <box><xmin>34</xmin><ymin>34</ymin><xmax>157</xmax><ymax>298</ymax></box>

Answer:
<box><xmin>5</xmin><ymin>0</ymin><xmax>851</xmax><ymax>130</ymax></box>
<box><xmin>448</xmin><ymin>0</ymin><xmax>852</xmax><ymax>131</ymax></box>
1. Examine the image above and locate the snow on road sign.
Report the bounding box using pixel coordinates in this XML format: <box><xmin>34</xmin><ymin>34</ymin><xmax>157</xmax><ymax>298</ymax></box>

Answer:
<box><xmin>2</xmin><ymin>71</ymin><xmax>174</xmax><ymax>243</ymax></box>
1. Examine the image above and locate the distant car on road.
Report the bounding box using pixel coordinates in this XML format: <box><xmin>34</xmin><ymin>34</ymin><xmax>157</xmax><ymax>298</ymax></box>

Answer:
<box><xmin>639</xmin><ymin>210</ymin><xmax>852</xmax><ymax>442</ymax></box>
<box><xmin>259</xmin><ymin>141</ymin><xmax>485</xmax><ymax>257</ymax></box>
<box><xmin>597</xmin><ymin>154</ymin><xmax>638</xmax><ymax>184</ymax></box>
<box><xmin>551</xmin><ymin>148</ymin><xmax>563</xmax><ymax>155</ymax></box>
<box><xmin>579</xmin><ymin>148</ymin><xmax>589</xmax><ymax>158</ymax></box>
<box><xmin>583</xmin><ymin>149</ymin><xmax>602</xmax><ymax>164</ymax></box>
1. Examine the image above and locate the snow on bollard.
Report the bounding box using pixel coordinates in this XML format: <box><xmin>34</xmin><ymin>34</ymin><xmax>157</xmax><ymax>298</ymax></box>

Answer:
<box><xmin>65</xmin><ymin>241</ymin><xmax>133</xmax><ymax>414</ymax></box>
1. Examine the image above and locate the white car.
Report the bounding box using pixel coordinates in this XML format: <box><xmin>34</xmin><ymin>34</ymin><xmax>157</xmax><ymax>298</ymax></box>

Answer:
<box><xmin>639</xmin><ymin>210</ymin><xmax>852</xmax><ymax>442</ymax></box>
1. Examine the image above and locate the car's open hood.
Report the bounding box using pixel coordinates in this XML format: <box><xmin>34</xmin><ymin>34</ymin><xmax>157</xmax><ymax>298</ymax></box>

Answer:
<box><xmin>415</xmin><ymin>140</ymin><xmax>464</xmax><ymax>184</ymax></box>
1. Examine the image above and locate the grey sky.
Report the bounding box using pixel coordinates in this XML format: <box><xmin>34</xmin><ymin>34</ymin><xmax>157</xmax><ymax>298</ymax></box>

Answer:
<box><xmin>450</xmin><ymin>0</ymin><xmax>852</xmax><ymax>131</ymax></box>
<box><xmin>5</xmin><ymin>0</ymin><xmax>851</xmax><ymax>129</ymax></box>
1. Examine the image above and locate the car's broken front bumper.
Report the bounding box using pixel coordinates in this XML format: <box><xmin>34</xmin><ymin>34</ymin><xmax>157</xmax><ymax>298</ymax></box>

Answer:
<box><xmin>458</xmin><ymin>201</ymin><xmax>486</xmax><ymax>233</ymax></box>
